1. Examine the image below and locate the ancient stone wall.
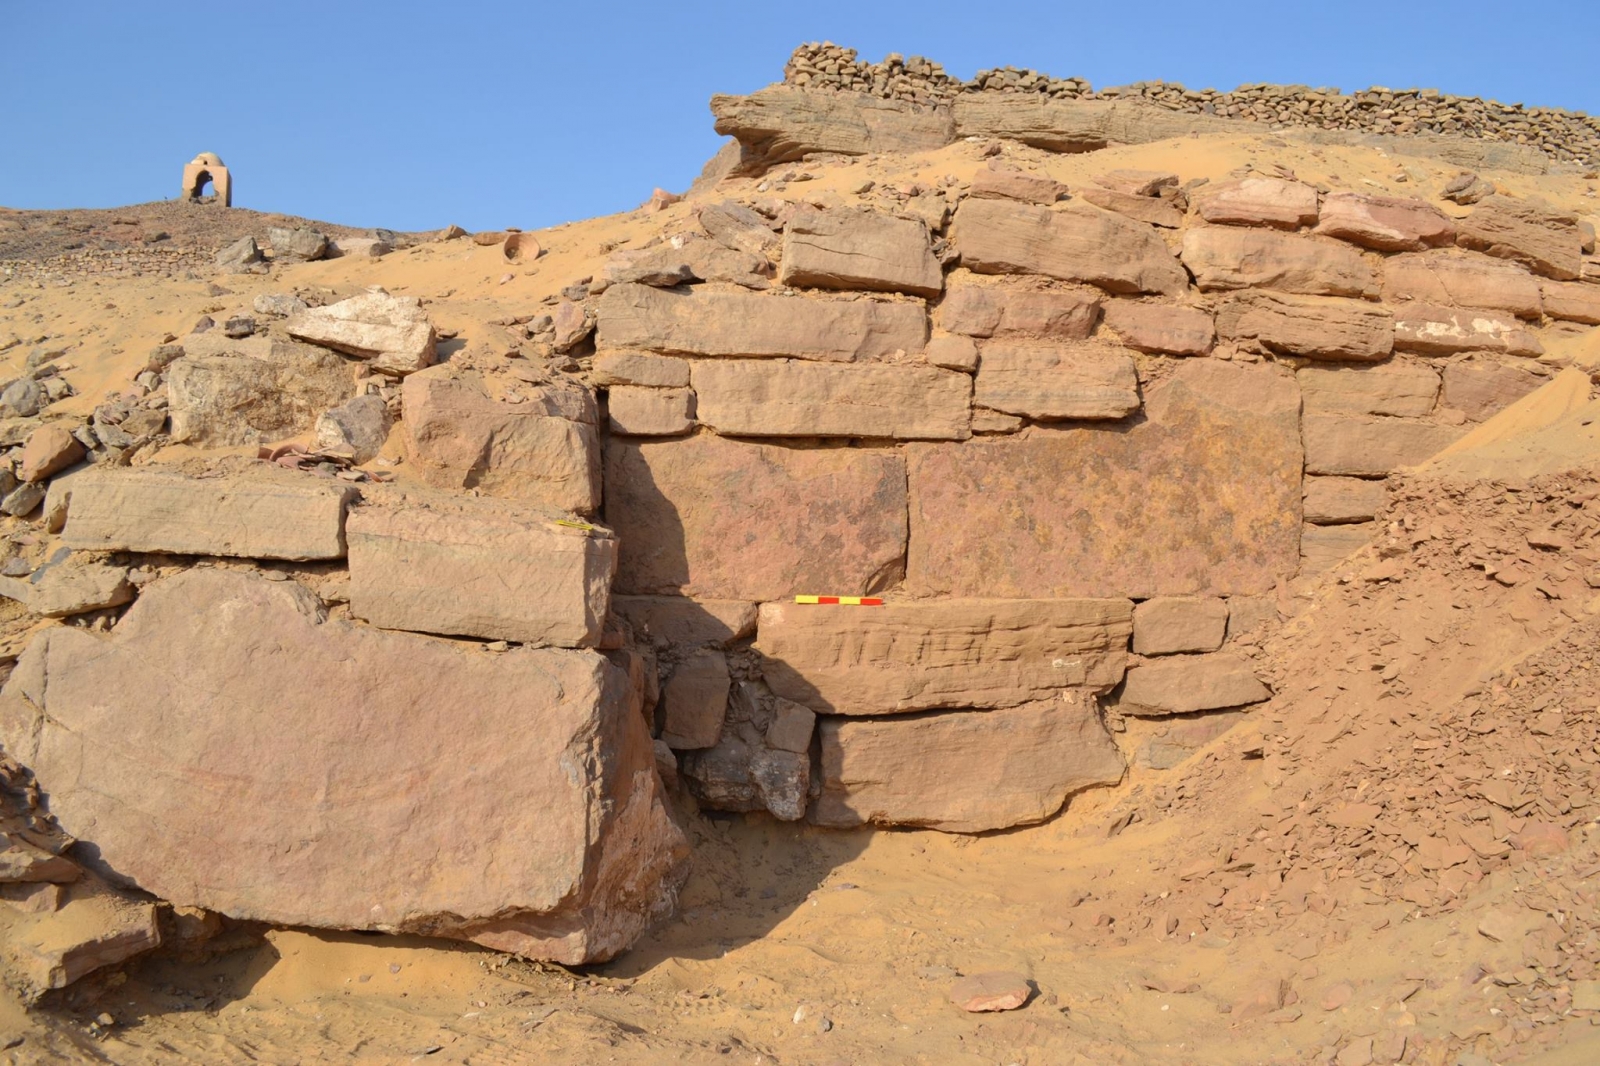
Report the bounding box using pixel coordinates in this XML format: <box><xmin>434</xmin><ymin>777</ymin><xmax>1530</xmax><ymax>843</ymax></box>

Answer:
<box><xmin>783</xmin><ymin>43</ymin><xmax>1600</xmax><ymax>165</ymax></box>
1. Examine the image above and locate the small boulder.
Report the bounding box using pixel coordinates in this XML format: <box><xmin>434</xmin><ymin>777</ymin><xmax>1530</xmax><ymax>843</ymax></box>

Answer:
<box><xmin>215</xmin><ymin>236</ymin><xmax>264</xmax><ymax>273</ymax></box>
<box><xmin>314</xmin><ymin>393</ymin><xmax>392</xmax><ymax>464</ymax></box>
<box><xmin>267</xmin><ymin>226</ymin><xmax>329</xmax><ymax>262</ymax></box>
<box><xmin>948</xmin><ymin>971</ymin><xmax>1032</xmax><ymax>1012</ymax></box>
<box><xmin>286</xmin><ymin>290</ymin><xmax>437</xmax><ymax>375</ymax></box>
<box><xmin>17</xmin><ymin>424</ymin><xmax>86</xmax><ymax>483</ymax></box>
<box><xmin>0</xmin><ymin>378</ymin><xmax>46</xmax><ymax>418</ymax></box>
<box><xmin>253</xmin><ymin>293</ymin><xmax>308</xmax><ymax>318</ymax></box>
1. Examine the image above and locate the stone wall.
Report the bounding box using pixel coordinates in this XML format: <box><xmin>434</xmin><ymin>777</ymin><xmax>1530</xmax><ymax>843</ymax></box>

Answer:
<box><xmin>783</xmin><ymin>43</ymin><xmax>1600</xmax><ymax>165</ymax></box>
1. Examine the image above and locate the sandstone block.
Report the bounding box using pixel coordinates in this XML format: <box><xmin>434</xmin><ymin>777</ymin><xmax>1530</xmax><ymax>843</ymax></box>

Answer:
<box><xmin>908</xmin><ymin>361</ymin><xmax>1301</xmax><ymax>599</ymax></box>
<box><xmin>1181</xmin><ymin>228</ymin><xmax>1380</xmax><ymax>298</ymax></box>
<box><xmin>969</xmin><ymin>165</ymin><xmax>1067</xmax><ymax>206</ymax></box>
<box><xmin>1303</xmin><ymin>476</ymin><xmax>1387</xmax><ymax>525</ymax></box>
<box><xmin>952</xmin><ymin>199</ymin><xmax>1188</xmax><ymax>295</ymax></box>
<box><xmin>347</xmin><ymin>495</ymin><xmax>616</xmax><ymax>647</ymax></box>
<box><xmin>1380</xmin><ymin>251</ymin><xmax>1543</xmax><ymax>319</ymax></box>
<box><xmin>949</xmin><ymin>972</ymin><xmax>1034</xmax><ymax>1013</ymax></box>
<box><xmin>766</xmin><ymin>699</ymin><xmax>816</xmax><ymax>753</ymax></box>
<box><xmin>596</xmin><ymin>283</ymin><xmax>926</xmax><ymax>362</ymax></box>
<box><xmin>679</xmin><ymin>738</ymin><xmax>809</xmax><ymax>821</ymax></box>
<box><xmin>690</xmin><ymin>360</ymin><xmax>971</xmax><ymax>440</ymax></box>
<box><xmin>607</xmin><ymin>386</ymin><xmax>695</xmax><ymax>436</ymax></box>
<box><xmin>605</xmin><ymin>433</ymin><xmax>906</xmax><ymax>601</ymax></box>
<box><xmin>779</xmin><ymin>207</ymin><xmax>942</xmax><ymax>297</ymax></box>
<box><xmin>1441</xmin><ymin>359</ymin><xmax>1549</xmax><ymax>421</ymax></box>
<box><xmin>812</xmin><ymin>698</ymin><xmax>1125</xmax><ymax>833</ymax></box>
<box><xmin>168</xmin><ymin>341</ymin><xmax>355</xmax><ymax>447</ymax></box>
<box><xmin>973</xmin><ymin>342</ymin><xmax>1140</xmax><ymax>421</ymax></box>
<box><xmin>286</xmin><ymin>291</ymin><xmax>438</xmax><ymax>375</ymax></box>
<box><xmin>935</xmin><ymin>285</ymin><xmax>1100</xmax><ymax>340</ymax></box>
<box><xmin>314</xmin><ymin>393</ymin><xmax>390</xmax><ymax>463</ymax></box>
<box><xmin>591</xmin><ymin>351</ymin><xmax>690</xmax><ymax>387</ymax></box>
<box><xmin>1132</xmin><ymin>597</ymin><xmax>1228</xmax><ymax>655</ymax></box>
<box><xmin>1077</xmin><ymin>186</ymin><xmax>1182</xmax><ymax>228</ymax></box>
<box><xmin>1303</xmin><ymin>415</ymin><xmax>1465</xmax><ymax>476</ymax></box>
<box><xmin>926</xmin><ymin>335</ymin><xmax>979</xmax><ymax>371</ymax></box>
<box><xmin>267</xmin><ymin>226</ymin><xmax>328</xmax><ymax>261</ymax></box>
<box><xmin>1392</xmin><ymin>304</ymin><xmax>1543</xmax><ymax>357</ymax></box>
<box><xmin>402</xmin><ymin>366</ymin><xmax>600</xmax><ymax>514</ymax></box>
<box><xmin>1298</xmin><ymin>364</ymin><xmax>1440</xmax><ymax>418</ymax></box>
<box><xmin>1120</xmin><ymin>652</ymin><xmax>1269</xmax><ymax>715</ymax></box>
<box><xmin>0</xmin><ymin>561</ymin><xmax>134</xmax><ymax>619</ymax></box>
<box><xmin>611</xmin><ymin>596</ymin><xmax>757</xmax><ymax>646</ymax></box>
<box><xmin>5</xmin><ymin>895</ymin><xmax>159</xmax><ymax>997</ymax></box>
<box><xmin>711</xmin><ymin>87</ymin><xmax>955</xmax><ymax>171</ymax></box>
<box><xmin>1094</xmin><ymin>170</ymin><xmax>1179</xmax><ymax>197</ymax></box>
<box><xmin>973</xmin><ymin>408</ymin><xmax>1024</xmax><ymax>434</ymax></box>
<box><xmin>1216</xmin><ymin>291</ymin><xmax>1393</xmax><ymax>361</ymax></box>
<box><xmin>1101</xmin><ymin>301</ymin><xmax>1215</xmax><ymax>355</ymax></box>
<box><xmin>1313</xmin><ymin>192</ymin><xmax>1457</xmax><ymax>251</ymax></box>
<box><xmin>698</xmin><ymin>201</ymin><xmax>781</xmax><ymax>258</ymax></box>
<box><xmin>1301</xmin><ymin>522</ymin><xmax>1374</xmax><ymax>574</ymax></box>
<box><xmin>0</xmin><ymin>569</ymin><xmax>687</xmax><ymax>965</ymax></box>
<box><xmin>63</xmin><ymin>469</ymin><xmax>357</xmax><ymax>561</ymax></box>
<box><xmin>1541</xmin><ymin>281</ymin><xmax>1600</xmax><ymax>325</ymax></box>
<box><xmin>17</xmin><ymin>424</ymin><xmax>85</xmax><ymax>483</ymax></box>
<box><xmin>1456</xmin><ymin>199</ymin><xmax>1584</xmax><ymax>280</ymax></box>
<box><xmin>758</xmin><ymin>598</ymin><xmax>1132</xmax><ymax>716</ymax></box>
<box><xmin>659</xmin><ymin>647</ymin><xmax>729</xmax><ymax>750</ymax></box>
<box><xmin>1192</xmin><ymin>177</ymin><xmax>1319</xmax><ymax>229</ymax></box>
<box><xmin>0</xmin><ymin>840</ymin><xmax>80</xmax><ymax>883</ymax></box>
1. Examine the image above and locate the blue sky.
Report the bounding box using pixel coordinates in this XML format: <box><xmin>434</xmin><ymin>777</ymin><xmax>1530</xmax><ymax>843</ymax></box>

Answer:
<box><xmin>4</xmin><ymin>2</ymin><xmax>1597</xmax><ymax>232</ymax></box>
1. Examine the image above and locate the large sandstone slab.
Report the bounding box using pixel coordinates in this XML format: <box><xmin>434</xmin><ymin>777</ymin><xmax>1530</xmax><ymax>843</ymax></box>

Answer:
<box><xmin>0</xmin><ymin>569</ymin><xmax>687</xmax><ymax>965</ymax></box>
<box><xmin>1303</xmin><ymin>415</ymin><xmax>1466</xmax><ymax>476</ymax></box>
<box><xmin>604</xmin><ymin>433</ymin><xmax>907</xmax><ymax>601</ymax></box>
<box><xmin>711</xmin><ymin>87</ymin><xmax>955</xmax><ymax>172</ymax></box>
<box><xmin>286</xmin><ymin>291</ymin><xmax>438</xmax><ymax>375</ymax></box>
<box><xmin>952</xmin><ymin>199</ymin><xmax>1189</xmax><ymax>296</ymax></box>
<box><xmin>1119</xmin><ymin>652</ymin><xmax>1270</xmax><ymax>715</ymax></box>
<box><xmin>757</xmin><ymin>598</ymin><xmax>1132</xmax><ymax>715</ymax></box>
<box><xmin>1077</xmin><ymin>185</ymin><xmax>1183</xmax><ymax>227</ymax></box>
<box><xmin>812</xmin><ymin>698</ymin><xmax>1125</xmax><ymax>833</ymax></box>
<box><xmin>1301</xmin><ymin>522</ymin><xmax>1375</xmax><ymax>574</ymax></box>
<box><xmin>1191</xmin><ymin>177</ymin><xmax>1319</xmax><ymax>229</ymax></box>
<box><xmin>1392</xmin><ymin>303</ymin><xmax>1544</xmax><ymax>357</ymax></box>
<box><xmin>1298</xmin><ymin>364</ymin><xmax>1440</xmax><ymax>418</ymax></box>
<box><xmin>1542</xmin><ymin>281</ymin><xmax>1600</xmax><ymax>325</ymax></box>
<box><xmin>63</xmin><ymin>469</ymin><xmax>357</xmax><ymax>561</ymax></box>
<box><xmin>5</xmin><ymin>895</ymin><xmax>160</xmax><ymax>997</ymax></box>
<box><xmin>1441</xmin><ymin>359</ymin><xmax>1549</xmax><ymax>421</ymax></box>
<box><xmin>936</xmin><ymin>285</ymin><xmax>1100</xmax><ymax>340</ymax></box>
<box><xmin>1181</xmin><ymin>227</ymin><xmax>1380</xmax><ymax>298</ymax></box>
<box><xmin>402</xmin><ymin>366</ymin><xmax>601</xmax><ymax>514</ymax></box>
<box><xmin>1381</xmin><ymin>251</ymin><xmax>1543</xmax><ymax>319</ymax></box>
<box><xmin>168</xmin><ymin>340</ymin><xmax>355</xmax><ymax>447</ymax></box>
<box><xmin>973</xmin><ymin>342</ymin><xmax>1140</xmax><ymax>421</ymax></box>
<box><xmin>596</xmin><ymin>283</ymin><xmax>926</xmax><ymax>362</ymax></box>
<box><xmin>1313</xmin><ymin>192</ymin><xmax>1457</xmax><ymax>251</ymax></box>
<box><xmin>690</xmin><ymin>360</ymin><xmax>971</xmax><ymax>440</ymax></box>
<box><xmin>908</xmin><ymin>361</ymin><xmax>1302</xmax><ymax>599</ymax></box>
<box><xmin>1303</xmin><ymin>476</ymin><xmax>1387</xmax><ymax>525</ymax></box>
<box><xmin>347</xmin><ymin>495</ymin><xmax>616</xmax><ymax>647</ymax></box>
<box><xmin>779</xmin><ymin>207</ymin><xmax>942</xmax><ymax>297</ymax></box>
<box><xmin>1456</xmin><ymin>199</ymin><xmax>1584</xmax><ymax>280</ymax></box>
<box><xmin>1216</xmin><ymin>291</ymin><xmax>1393</xmax><ymax>361</ymax></box>
<box><xmin>1101</xmin><ymin>301</ymin><xmax>1215</xmax><ymax>355</ymax></box>
<box><xmin>1131</xmin><ymin>597</ymin><xmax>1228</xmax><ymax>656</ymax></box>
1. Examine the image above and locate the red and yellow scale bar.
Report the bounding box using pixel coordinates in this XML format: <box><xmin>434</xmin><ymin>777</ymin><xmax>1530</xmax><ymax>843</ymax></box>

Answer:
<box><xmin>794</xmin><ymin>595</ymin><xmax>884</xmax><ymax>606</ymax></box>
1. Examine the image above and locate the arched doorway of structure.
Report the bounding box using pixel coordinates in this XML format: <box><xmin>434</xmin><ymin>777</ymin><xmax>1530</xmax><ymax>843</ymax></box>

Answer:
<box><xmin>188</xmin><ymin>170</ymin><xmax>215</xmax><ymax>200</ymax></box>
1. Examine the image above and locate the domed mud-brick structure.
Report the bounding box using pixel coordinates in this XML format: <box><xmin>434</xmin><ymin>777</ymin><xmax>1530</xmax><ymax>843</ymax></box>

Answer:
<box><xmin>179</xmin><ymin>151</ymin><xmax>231</xmax><ymax>206</ymax></box>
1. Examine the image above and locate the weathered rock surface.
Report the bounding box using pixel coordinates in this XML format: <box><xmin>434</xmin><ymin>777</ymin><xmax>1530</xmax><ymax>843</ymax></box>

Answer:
<box><xmin>1455</xmin><ymin>198</ymin><xmax>1584</xmax><ymax>280</ymax></box>
<box><xmin>1392</xmin><ymin>303</ymin><xmax>1544</xmax><ymax>357</ymax></box>
<box><xmin>1181</xmin><ymin>228</ymin><xmax>1380</xmax><ymax>298</ymax></box>
<box><xmin>347</xmin><ymin>495</ymin><xmax>616</xmax><ymax>647</ymax></box>
<box><xmin>812</xmin><ymin>698</ymin><xmax>1124</xmax><ymax>832</ymax></box>
<box><xmin>63</xmin><ymin>469</ymin><xmax>357</xmax><ymax>561</ymax></box>
<box><xmin>952</xmin><ymin>199</ymin><xmax>1188</xmax><ymax>295</ymax></box>
<box><xmin>973</xmin><ymin>342</ymin><xmax>1140</xmax><ymax>421</ymax></box>
<box><xmin>1077</xmin><ymin>185</ymin><xmax>1183</xmax><ymax>227</ymax></box>
<box><xmin>1302</xmin><ymin>415</ymin><xmax>1466</xmax><ymax>476</ymax></box>
<box><xmin>607</xmin><ymin>386</ymin><xmax>695</xmax><ymax>437</ymax></box>
<box><xmin>779</xmin><ymin>207</ymin><xmax>942</xmax><ymax>297</ymax></box>
<box><xmin>926</xmin><ymin>335</ymin><xmax>979</xmax><ymax>371</ymax></box>
<box><xmin>1131</xmin><ymin>597</ymin><xmax>1228</xmax><ymax>655</ymax></box>
<box><xmin>758</xmin><ymin>598</ymin><xmax>1132</xmax><ymax>715</ymax></box>
<box><xmin>402</xmin><ymin>366</ymin><xmax>601</xmax><ymax>514</ymax></box>
<box><xmin>679</xmin><ymin>739</ymin><xmax>809</xmax><ymax>822</ymax></box>
<box><xmin>1313</xmin><ymin>192</ymin><xmax>1457</xmax><ymax>251</ymax></box>
<box><xmin>1441</xmin><ymin>359</ymin><xmax>1549</xmax><ymax>421</ymax></box>
<box><xmin>1303</xmin><ymin>476</ymin><xmax>1388</xmax><ymax>524</ymax></box>
<box><xmin>1216</xmin><ymin>291</ymin><xmax>1393</xmax><ymax>361</ymax></box>
<box><xmin>949</xmin><ymin>972</ymin><xmax>1034</xmax><ymax>1013</ymax></box>
<box><xmin>286</xmin><ymin>291</ymin><xmax>438</xmax><ymax>375</ymax></box>
<box><xmin>1101</xmin><ymin>301</ymin><xmax>1215</xmax><ymax>355</ymax></box>
<box><xmin>659</xmin><ymin>648</ymin><xmax>730</xmax><ymax>750</ymax></box>
<box><xmin>0</xmin><ymin>569</ymin><xmax>688</xmax><ymax>965</ymax></box>
<box><xmin>267</xmin><ymin>226</ymin><xmax>328</xmax><ymax>262</ymax></box>
<box><xmin>1191</xmin><ymin>177</ymin><xmax>1319</xmax><ymax>229</ymax></box>
<box><xmin>1119</xmin><ymin>652</ymin><xmax>1270</xmax><ymax>715</ymax></box>
<box><xmin>698</xmin><ymin>201</ymin><xmax>781</xmax><ymax>258</ymax></box>
<box><xmin>16</xmin><ymin>424</ymin><xmax>85</xmax><ymax>483</ymax></box>
<box><xmin>611</xmin><ymin>596</ymin><xmax>757</xmax><ymax>646</ymax></box>
<box><xmin>908</xmin><ymin>361</ymin><xmax>1302</xmax><ymax>599</ymax></box>
<box><xmin>1298</xmin><ymin>364</ymin><xmax>1440</xmax><ymax>418</ymax></box>
<box><xmin>167</xmin><ymin>340</ymin><xmax>355</xmax><ymax>447</ymax></box>
<box><xmin>4</xmin><ymin>894</ymin><xmax>160</xmax><ymax>998</ymax></box>
<box><xmin>0</xmin><ymin>560</ymin><xmax>133</xmax><ymax>618</ymax></box>
<box><xmin>1541</xmin><ymin>281</ymin><xmax>1600</xmax><ymax>324</ymax></box>
<box><xmin>711</xmin><ymin>87</ymin><xmax>955</xmax><ymax>172</ymax></box>
<box><xmin>690</xmin><ymin>360</ymin><xmax>971</xmax><ymax>440</ymax></box>
<box><xmin>215</xmin><ymin>236</ymin><xmax>263</xmax><ymax>273</ymax></box>
<box><xmin>969</xmin><ymin>165</ymin><xmax>1067</xmax><ymax>206</ymax></box>
<box><xmin>766</xmin><ymin>699</ymin><xmax>816</xmax><ymax>753</ymax></box>
<box><xmin>605</xmin><ymin>433</ymin><xmax>906</xmax><ymax>601</ymax></box>
<box><xmin>596</xmin><ymin>283</ymin><xmax>926</xmax><ymax>361</ymax></box>
<box><xmin>1301</xmin><ymin>522</ymin><xmax>1375</xmax><ymax>574</ymax></box>
<box><xmin>592</xmin><ymin>351</ymin><xmax>691</xmax><ymax>388</ymax></box>
<box><xmin>314</xmin><ymin>393</ymin><xmax>391</xmax><ymax>463</ymax></box>
<box><xmin>1380</xmin><ymin>250</ymin><xmax>1543</xmax><ymax>318</ymax></box>
<box><xmin>936</xmin><ymin>285</ymin><xmax>1101</xmax><ymax>340</ymax></box>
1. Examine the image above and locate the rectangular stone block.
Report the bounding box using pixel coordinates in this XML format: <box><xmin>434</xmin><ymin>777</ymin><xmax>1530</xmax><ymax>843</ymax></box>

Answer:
<box><xmin>936</xmin><ymin>285</ymin><xmax>1101</xmax><ymax>340</ymax></box>
<box><xmin>1298</xmin><ymin>364</ymin><xmax>1440</xmax><ymax>418</ymax></box>
<box><xmin>1303</xmin><ymin>415</ymin><xmax>1466</xmax><ymax>477</ymax></box>
<box><xmin>1381</xmin><ymin>250</ymin><xmax>1543</xmax><ymax>319</ymax></box>
<box><xmin>611</xmin><ymin>596</ymin><xmax>757</xmax><ymax>646</ymax></box>
<box><xmin>1441</xmin><ymin>359</ymin><xmax>1548</xmax><ymax>421</ymax></box>
<box><xmin>973</xmin><ymin>342</ymin><xmax>1139</xmax><ymax>421</ymax></box>
<box><xmin>347</xmin><ymin>495</ymin><xmax>616</xmax><ymax>647</ymax></box>
<box><xmin>607</xmin><ymin>386</ymin><xmax>694</xmax><ymax>436</ymax></box>
<box><xmin>1542</xmin><ymin>281</ymin><xmax>1600</xmax><ymax>325</ymax></box>
<box><xmin>757</xmin><ymin>598</ymin><xmax>1133</xmax><ymax>715</ymax></box>
<box><xmin>1312</xmin><ymin>192</ymin><xmax>1457</xmax><ymax>252</ymax></box>
<box><xmin>1301</xmin><ymin>522</ymin><xmax>1374</xmax><ymax>574</ymax></box>
<box><xmin>690</xmin><ymin>360</ymin><xmax>971</xmax><ymax>440</ymax></box>
<box><xmin>604</xmin><ymin>433</ymin><xmax>907</xmax><ymax>601</ymax></box>
<box><xmin>812</xmin><ymin>698</ymin><xmax>1126</xmax><ymax>833</ymax></box>
<box><xmin>660</xmin><ymin>648</ymin><xmax>729</xmax><ymax>750</ymax></box>
<box><xmin>63</xmin><ymin>469</ymin><xmax>357</xmax><ymax>561</ymax></box>
<box><xmin>596</xmin><ymin>283</ymin><xmax>927</xmax><ymax>362</ymax></box>
<box><xmin>1456</xmin><ymin>199</ymin><xmax>1583</xmax><ymax>280</ymax></box>
<box><xmin>1217</xmin><ymin>291</ymin><xmax>1394</xmax><ymax>361</ymax></box>
<box><xmin>1181</xmin><ymin>227</ymin><xmax>1380</xmax><ymax>298</ymax></box>
<box><xmin>591</xmin><ymin>351</ymin><xmax>690</xmax><ymax>387</ymax></box>
<box><xmin>907</xmin><ymin>361</ymin><xmax>1302</xmax><ymax>599</ymax></box>
<box><xmin>1192</xmin><ymin>176</ymin><xmax>1319</xmax><ymax>229</ymax></box>
<box><xmin>951</xmin><ymin>199</ymin><xmax>1189</xmax><ymax>295</ymax></box>
<box><xmin>1303</xmin><ymin>476</ymin><xmax>1387</xmax><ymax>525</ymax></box>
<box><xmin>1101</xmin><ymin>301</ymin><xmax>1215</xmax><ymax>355</ymax></box>
<box><xmin>1119</xmin><ymin>652</ymin><xmax>1270</xmax><ymax>715</ymax></box>
<box><xmin>1131</xmin><ymin>597</ymin><xmax>1228</xmax><ymax>655</ymax></box>
<box><xmin>779</xmin><ymin>207</ymin><xmax>943</xmax><ymax>298</ymax></box>
<box><xmin>1393</xmin><ymin>303</ymin><xmax>1544</xmax><ymax>357</ymax></box>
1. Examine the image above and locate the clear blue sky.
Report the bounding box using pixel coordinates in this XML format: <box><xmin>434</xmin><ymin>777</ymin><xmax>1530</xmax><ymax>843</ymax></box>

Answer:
<box><xmin>4</xmin><ymin>2</ymin><xmax>1597</xmax><ymax>233</ymax></box>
